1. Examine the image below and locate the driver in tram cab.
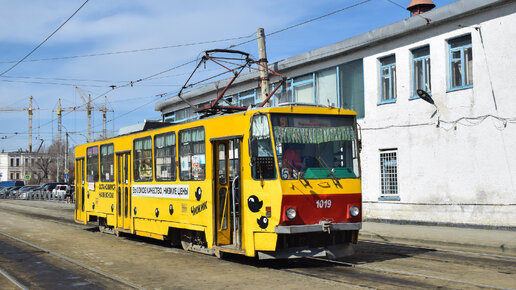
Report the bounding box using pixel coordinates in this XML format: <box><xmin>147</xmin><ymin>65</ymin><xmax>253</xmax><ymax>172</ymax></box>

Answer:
<box><xmin>283</xmin><ymin>144</ymin><xmax>306</xmax><ymax>172</ymax></box>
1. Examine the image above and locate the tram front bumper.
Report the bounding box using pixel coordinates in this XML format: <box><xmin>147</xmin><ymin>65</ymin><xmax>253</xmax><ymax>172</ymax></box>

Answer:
<box><xmin>275</xmin><ymin>222</ymin><xmax>361</xmax><ymax>234</ymax></box>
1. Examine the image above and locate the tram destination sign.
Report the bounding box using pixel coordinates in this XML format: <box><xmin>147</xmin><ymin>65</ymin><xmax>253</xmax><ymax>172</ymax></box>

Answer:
<box><xmin>132</xmin><ymin>184</ymin><xmax>189</xmax><ymax>199</ymax></box>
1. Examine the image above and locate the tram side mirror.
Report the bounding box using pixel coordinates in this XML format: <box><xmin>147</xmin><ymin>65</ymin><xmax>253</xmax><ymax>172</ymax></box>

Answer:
<box><xmin>249</xmin><ymin>137</ymin><xmax>258</xmax><ymax>157</ymax></box>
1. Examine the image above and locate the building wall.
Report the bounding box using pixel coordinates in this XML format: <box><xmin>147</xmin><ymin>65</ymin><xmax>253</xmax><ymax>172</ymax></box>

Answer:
<box><xmin>156</xmin><ymin>1</ymin><xmax>516</xmax><ymax>227</ymax></box>
<box><xmin>0</xmin><ymin>154</ymin><xmax>7</xmax><ymax>181</ymax></box>
<box><xmin>360</xmin><ymin>3</ymin><xmax>516</xmax><ymax>227</ymax></box>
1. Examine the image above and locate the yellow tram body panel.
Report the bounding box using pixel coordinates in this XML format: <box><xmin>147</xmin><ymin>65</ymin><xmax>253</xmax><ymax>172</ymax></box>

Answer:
<box><xmin>75</xmin><ymin>105</ymin><xmax>362</xmax><ymax>259</ymax></box>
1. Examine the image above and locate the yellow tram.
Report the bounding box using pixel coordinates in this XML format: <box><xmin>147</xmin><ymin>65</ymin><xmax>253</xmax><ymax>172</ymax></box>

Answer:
<box><xmin>75</xmin><ymin>105</ymin><xmax>362</xmax><ymax>259</ymax></box>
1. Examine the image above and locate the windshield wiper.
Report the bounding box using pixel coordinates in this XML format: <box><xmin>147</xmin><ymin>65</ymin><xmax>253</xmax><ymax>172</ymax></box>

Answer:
<box><xmin>317</xmin><ymin>156</ymin><xmax>341</xmax><ymax>187</ymax></box>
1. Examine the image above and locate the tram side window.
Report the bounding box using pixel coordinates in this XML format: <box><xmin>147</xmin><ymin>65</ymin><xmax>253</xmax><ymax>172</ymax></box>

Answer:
<box><xmin>134</xmin><ymin>137</ymin><xmax>153</xmax><ymax>182</ymax></box>
<box><xmin>179</xmin><ymin>127</ymin><xmax>205</xmax><ymax>181</ymax></box>
<box><xmin>249</xmin><ymin>114</ymin><xmax>276</xmax><ymax>180</ymax></box>
<box><xmin>155</xmin><ymin>132</ymin><xmax>176</xmax><ymax>181</ymax></box>
<box><xmin>86</xmin><ymin>146</ymin><xmax>99</xmax><ymax>183</ymax></box>
<box><xmin>100</xmin><ymin>144</ymin><xmax>114</xmax><ymax>182</ymax></box>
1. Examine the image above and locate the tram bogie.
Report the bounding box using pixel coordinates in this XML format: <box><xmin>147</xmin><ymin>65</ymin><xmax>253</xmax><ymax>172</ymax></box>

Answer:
<box><xmin>74</xmin><ymin>105</ymin><xmax>362</xmax><ymax>259</ymax></box>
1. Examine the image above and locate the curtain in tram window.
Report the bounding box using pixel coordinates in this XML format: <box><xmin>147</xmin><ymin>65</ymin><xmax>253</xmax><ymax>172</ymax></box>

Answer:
<box><xmin>273</xmin><ymin>126</ymin><xmax>355</xmax><ymax>144</ymax></box>
<box><xmin>166</xmin><ymin>134</ymin><xmax>175</xmax><ymax>146</ymax></box>
<box><xmin>134</xmin><ymin>140</ymin><xmax>142</xmax><ymax>151</ymax></box>
<box><xmin>156</xmin><ymin>135</ymin><xmax>165</xmax><ymax>148</ymax></box>
<box><xmin>251</xmin><ymin>115</ymin><xmax>270</xmax><ymax>137</ymax></box>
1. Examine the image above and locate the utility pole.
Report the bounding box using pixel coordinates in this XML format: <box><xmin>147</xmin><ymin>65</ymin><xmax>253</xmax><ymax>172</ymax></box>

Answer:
<box><xmin>257</xmin><ymin>28</ymin><xmax>270</xmax><ymax>106</ymax></box>
<box><xmin>102</xmin><ymin>96</ymin><xmax>107</xmax><ymax>138</ymax></box>
<box><xmin>56</xmin><ymin>150</ymin><xmax>60</xmax><ymax>183</ymax></box>
<box><xmin>65</xmin><ymin>132</ymin><xmax>68</xmax><ymax>184</ymax></box>
<box><xmin>87</xmin><ymin>94</ymin><xmax>92</xmax><ymax>142</ymax></box>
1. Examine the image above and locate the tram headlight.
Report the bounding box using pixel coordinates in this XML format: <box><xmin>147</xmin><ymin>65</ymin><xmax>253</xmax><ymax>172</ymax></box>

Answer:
<box><xmin>349</xmin><ymin>206</ymin><xmax>360</xmax><ymax>217</ymax></box>
<box><xmin>286</xmin><ymin>208</ymin><xmax>297</xmax><ymax>220</ymax></box>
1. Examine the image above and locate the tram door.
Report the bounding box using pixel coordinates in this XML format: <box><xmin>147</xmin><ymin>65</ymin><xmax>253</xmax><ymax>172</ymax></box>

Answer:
<box><xmin>214</xmin><ymin>138</ymin><xmax>241</xmax><ymax>248</ymax></box>
<box><xmin>75</xmin><ymin>158</ymin><xmax>86</xmax><ymax>223</ymax></box>
<box><xmin>116</xmin><ymin>152</ymin><xmax>132</xmax><ymax>231</ymax></box>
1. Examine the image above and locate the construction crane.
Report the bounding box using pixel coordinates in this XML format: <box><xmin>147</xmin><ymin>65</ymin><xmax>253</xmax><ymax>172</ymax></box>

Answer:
<box><xmin>0</xmin><ymin>96</ymin><xmax>39</xmax><ymax>152</ymax></box>
<box><xmin>54</xmin><ymin>86</ymin><xmax>113</xmax><ymax>143</ymax></box>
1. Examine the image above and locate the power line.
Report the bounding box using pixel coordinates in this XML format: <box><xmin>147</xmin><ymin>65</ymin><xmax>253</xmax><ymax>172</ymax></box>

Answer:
<box><xmin>0</xmin><ymin>75</ymin><xmax>129</xmax><ymax>83</ymax></box>
<box><xmin>1</xmin><ymin>0</ymin><xmax>374</xmax><ymax>141</ymax></box>
<box><xmin>0</xmin><ymin>34</ymin><xmax>255</xmax><ymax>65</ymax></box>
<box><xmin>229</xmin><ymin>0</ymin><xmax>372</xmax><ymax>48</ymax></box>
<box><xmin>0</xmin><ymin>0</ymin><xmax>89</xmax><ymax>77</ymax></box>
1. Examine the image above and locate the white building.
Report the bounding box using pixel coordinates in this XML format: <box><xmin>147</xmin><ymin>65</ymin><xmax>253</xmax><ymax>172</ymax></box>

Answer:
<box><xmin>156</xmin><ymin>0</ymin><xmax>516</xmax><ymax>228</ymax></box>
<box><xmin>0</xmin><ymin>150</ymin><xmax>45</xmax><ymax>184</ymax></box>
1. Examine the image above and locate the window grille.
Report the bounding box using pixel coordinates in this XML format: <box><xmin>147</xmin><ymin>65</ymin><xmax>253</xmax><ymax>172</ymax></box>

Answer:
<box><xmin>380</xmin><ymin>150</ymin><xmax>398</xmax><ymax>196</ymax></box>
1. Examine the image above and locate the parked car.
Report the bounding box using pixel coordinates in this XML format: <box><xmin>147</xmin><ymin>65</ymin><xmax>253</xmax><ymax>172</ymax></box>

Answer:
<box><xmin>17</xmin><ymin>186</ymin><xmax>37</xmax><ymax>200</ymax></box>
<box><xmin>40</xmin><ymin>182</ymin><xmax>60</xmax><ymax>199</ymax></box>
<box><xmin>53</xmin><ymin>185</ymin><xmax>69</xmax><ymax>200</ymax></box>
<box><xmin>30</xmin><ymin>185</ymin><xmax>45</xmax><ymax>199</ymax></box>
<box><xmin>5</xmin><ymin>186</ymin><xmax>22</xmax><ymax>198</ymax></box>
<box><xmin>0</xmin><ymin>187</ymin><xmax>12</xmax><ymax>198</ymax></box>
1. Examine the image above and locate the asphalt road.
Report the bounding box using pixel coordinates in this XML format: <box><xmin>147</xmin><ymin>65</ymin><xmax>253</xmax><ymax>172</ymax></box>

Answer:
<box><xmin>0</xmin><ymin>200</ymin><xmax>515</xmax><ymax>289</ymax></box>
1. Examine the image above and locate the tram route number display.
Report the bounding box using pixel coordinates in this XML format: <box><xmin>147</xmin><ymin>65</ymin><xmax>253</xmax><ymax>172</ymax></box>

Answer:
<box><xmin>132</xmin><ymin>184</ymin><xmax>189</xmax><ymax>199</ymax></box>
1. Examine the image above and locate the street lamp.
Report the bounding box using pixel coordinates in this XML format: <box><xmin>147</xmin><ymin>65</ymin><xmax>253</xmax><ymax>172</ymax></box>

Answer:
<box><xmin>417</xmin><ymin>89</ymin><xmax>440</xmax><ymax>127</ymax></box>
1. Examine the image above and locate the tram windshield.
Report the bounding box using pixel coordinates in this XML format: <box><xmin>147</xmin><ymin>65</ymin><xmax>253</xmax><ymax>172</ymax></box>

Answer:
<box><xmin>270</xmin><ymin>113</ymin><xmax>360</xmax><ymax>180</ymax></box>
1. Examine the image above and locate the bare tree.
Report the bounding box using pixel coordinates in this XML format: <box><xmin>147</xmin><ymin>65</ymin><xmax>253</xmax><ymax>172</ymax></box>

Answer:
<box><xmin>35</xmin><ymin>153</ymin><xmax>54</xmax><ymax>183</ymax></box>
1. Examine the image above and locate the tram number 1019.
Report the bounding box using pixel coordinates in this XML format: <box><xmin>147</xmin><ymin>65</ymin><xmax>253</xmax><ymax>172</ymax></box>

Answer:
<box><xmin>316</xmin><ymin>199</ymin><xmax>332</xmax><ymax>209</ymax></box>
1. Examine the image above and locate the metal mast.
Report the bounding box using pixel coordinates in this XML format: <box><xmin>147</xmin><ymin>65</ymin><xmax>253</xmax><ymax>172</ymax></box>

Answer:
<box><xmin>87</xmin><ymin>94</ymin><xmax>92</xmax><ymax>142</ymax></box>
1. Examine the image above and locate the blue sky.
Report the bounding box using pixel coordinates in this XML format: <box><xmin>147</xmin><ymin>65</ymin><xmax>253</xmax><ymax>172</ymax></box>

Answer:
<box><xmin>0</xmin><ymin>0</ymin><xmax>458</xmax><ymax>151</ymax></box>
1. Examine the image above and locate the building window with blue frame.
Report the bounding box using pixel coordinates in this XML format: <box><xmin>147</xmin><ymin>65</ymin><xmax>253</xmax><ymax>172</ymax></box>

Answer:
<box><xmin>339</xmin><ymin>59</ymin><xmax>365</xmax><ymax>119</ymax></box>
<box><xmin>270</xmin><ymin>81</ymin><xmax>290</xmax><ymax>105</ymax></box>
<box><xmin>449</xmin><ymin>34</ymin><xmax>472</xmax><ymax>91</ymax></box>
<box><xmin>316</xmin><ymin>67</ymin><xmax>338</xmax><ymax>107</ymax></box>
<box><xmin>379</xmin><ymin>55</ymin><xmax>397</xmax><ymax>104</ymax></box>
<box><xmin>238</xmin><ymin>89</ymin><xmax>256</xmax><ymax>107</ymax></box>
<box><xmin>292</xmin><ymin>73</ymin><xmax>314</xmax><ymax>104</ymax></box>
<box><xmin>412</xmin><ymin>46</ymin><xmax>431</xmax><ymax>98</ymax></box>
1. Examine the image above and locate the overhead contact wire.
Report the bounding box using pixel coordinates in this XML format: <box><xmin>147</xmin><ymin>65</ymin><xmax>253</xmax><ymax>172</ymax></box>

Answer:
<box><xmin>0</xmin><ymin>0</ymin><xmax>90</xmax><ymax>77</ymax></box>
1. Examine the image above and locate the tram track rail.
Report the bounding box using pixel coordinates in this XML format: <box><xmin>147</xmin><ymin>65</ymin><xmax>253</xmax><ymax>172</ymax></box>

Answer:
<box><xmin>306</xmin><ymin>257</ymin><xmax>514</xmax><ymax>290</ymax></box>
<box><xmin>0</xmin><ymin>267</ymin><xmax>27</xmax><ymax>290</ymax></box>
<box><xmin>253</xmin><ymin>240</ymin><xmax>516</xmax><ymax>289</ymax></box>
<box><xmin>361</xmin><ymin>240</ymin><xmax>516</xmax><ymax>260</ymax></box>
<box><xmin>0</xmin><ymin>230</ymin><xmax>144</xmax><ymax>290</ymax></box>
<box><xmin>1</xmin><ymin>200</ymin><xmax>515</xmax><ymax>289</ymax></box>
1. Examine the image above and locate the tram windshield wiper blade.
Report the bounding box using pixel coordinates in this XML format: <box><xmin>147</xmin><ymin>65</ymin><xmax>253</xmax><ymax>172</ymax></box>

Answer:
<box><xmin>317</xmin><ymin>156</ymin><xmax>341</xmax><ymax>187</ymax></box>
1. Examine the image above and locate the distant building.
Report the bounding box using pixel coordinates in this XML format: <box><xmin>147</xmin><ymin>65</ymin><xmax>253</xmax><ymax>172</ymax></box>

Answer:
<box><xmin>156</xmin><ymin>0</ymin><xmax>516</xmax><ymax>227</ymax></box>
<box><xmin>0</xmin><ymin>150</ymin><xmax>46</xmax><ymax>184</ymax></box>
